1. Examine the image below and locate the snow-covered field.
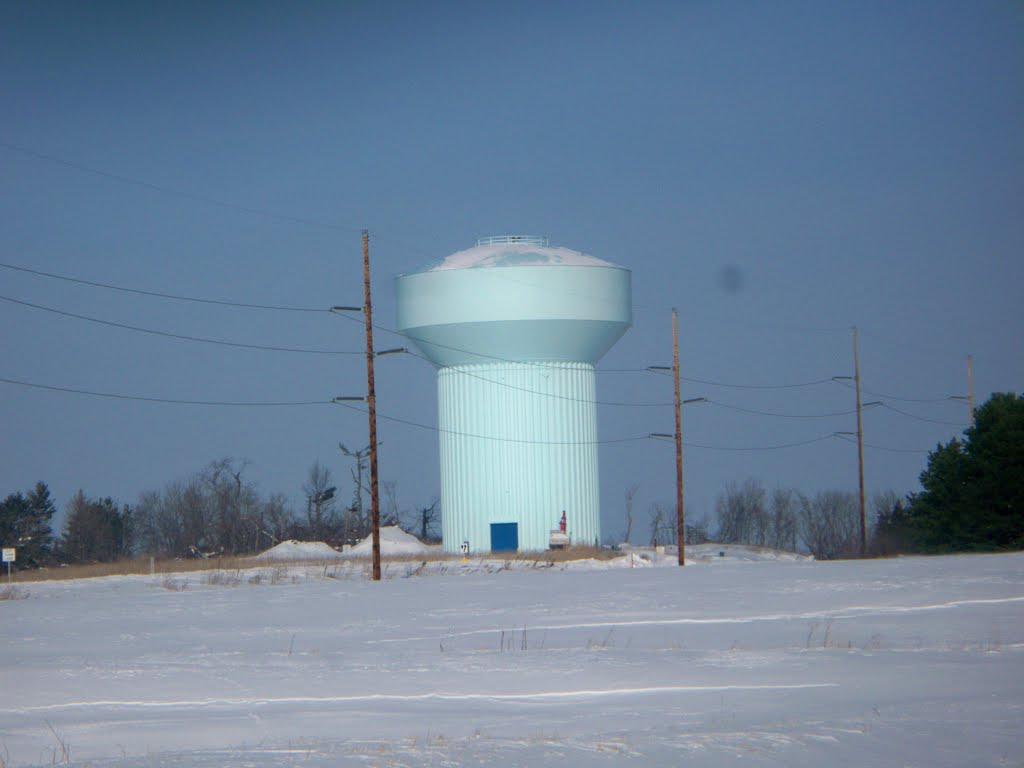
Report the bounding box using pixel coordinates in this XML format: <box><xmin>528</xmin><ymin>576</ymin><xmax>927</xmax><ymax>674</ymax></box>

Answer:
<box><xmin>2</xmin><ymin>549</ymin><xmax>1022</xmax><ymax>767</ymax></box>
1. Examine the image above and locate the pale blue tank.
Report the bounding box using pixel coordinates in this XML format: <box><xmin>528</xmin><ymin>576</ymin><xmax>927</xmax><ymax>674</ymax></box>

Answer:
<box><xmin>396</xmin><ymin>236</ymin><xmax>632</xmax><ymax>553</ymax></box>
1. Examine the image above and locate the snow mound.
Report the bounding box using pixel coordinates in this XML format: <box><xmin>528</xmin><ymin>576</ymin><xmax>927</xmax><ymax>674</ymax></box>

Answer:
<box><xmin>345</xmin><ymin>526</ymin><xmax>435</xmax><ymax>556</ymax></box>
<box><xmin>255</xmin><ymin>540</ymin><xmax>344</xmax><ymax>561</ymax></box>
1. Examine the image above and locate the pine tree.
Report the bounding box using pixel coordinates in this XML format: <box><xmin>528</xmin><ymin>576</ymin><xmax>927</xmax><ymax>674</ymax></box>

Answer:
<box><xmin>0</xmin><ymin>482</ymin><xmax>56</xmax><ymax>567</ymax></box>
<box><xmin>60</xmin><ymin>491</ymin><xmax>133</xmax><ymax>563</ymax></box>
<box><xmin>907</xmin><ymin>393</ymin><xmax>1024</xmax><ymax>551</ymax></box>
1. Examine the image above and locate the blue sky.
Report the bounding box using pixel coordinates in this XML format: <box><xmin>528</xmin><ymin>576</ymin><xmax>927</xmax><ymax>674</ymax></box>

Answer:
<box><xmin>2</xmin><ymin>1</ymin><xmax>1021</xmax><ymax>540</ymax></box>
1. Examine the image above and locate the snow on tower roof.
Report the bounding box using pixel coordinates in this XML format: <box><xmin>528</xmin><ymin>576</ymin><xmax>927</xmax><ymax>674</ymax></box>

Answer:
<box><xmin>429</xmin><ymin>235</ymin><xmax>615</xmax><ymax>271</ymax></box>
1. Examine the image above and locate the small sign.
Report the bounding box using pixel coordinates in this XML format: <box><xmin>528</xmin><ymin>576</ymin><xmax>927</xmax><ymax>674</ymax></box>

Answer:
<box><xmin>460</xmin><ymin>541</ymin><xmax>469</xmax><ymax>555</ymax></box>
<box><xmin>2</xmin><ymin>548</ymin><xmax>14</xmax><ymax>563</ymax></box>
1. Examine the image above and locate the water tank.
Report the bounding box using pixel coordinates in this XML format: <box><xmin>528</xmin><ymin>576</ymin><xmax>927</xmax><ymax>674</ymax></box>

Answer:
<box><xmin>395</xmin><ymin>236</ymin><xmax>631</xmax><ymax>552</ymax></box>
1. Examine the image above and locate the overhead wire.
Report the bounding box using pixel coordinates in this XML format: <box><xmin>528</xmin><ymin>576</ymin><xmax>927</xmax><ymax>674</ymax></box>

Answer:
<box><xmin>834</xmin><ymin>433</ymin><xmax>929</xmax><ymax>454</ymax></box>
<box><xmin>2</xmin><ymin>263</ymin><xmax>854</xmax><ymax>409</ymax></box>
<box><xmin>653</xmin><ymin>433</ymin><xmax>840</xmax><ymax>452</ymax></box>
<box><xmin>707</xmin><ymin>400</ymin><xmax>857</xmax><ymax>419</ymax></box>
<box><xmin>0</xmin><ymin>140</ymin><xmax>363</xmax><ymax>235</ymax></box>
<box><xmin>879</xmin><ymin>403</ymin><xmax>967</xmax><ymax>428</ymax></box>
<box><xmin>0</xmin><ymin>261</ymin><xmax>326</xmax><ymax>313</ymax></box>
<box><xmin>330</xmin><ymin>400</ymin><xmax>650</xmax><ymax>446</ymax></box>
<box><xmin>0</xmin><ymin>294</ymin><xmax>363</xmax><ymax>355</ymax></box>
<box><xmin>682</xmin><ymin>374</ymin><xmax>836</xmax><ymax>390</ymax></box>
<box><xmin>1</xmin><ymin>140</ymin><xmax>438</xmax><ymax>262</ymax></box>
<box><xmin>331</xmin><ymin>311</ymin><xmax>841</xmax><ymax>398</ymax></box>
<box><xmin>402</xmin><ymin>349</ymin><xmax>673</xmax><ymax>408</ymax></box>
<box><xmin>0</xmin><ymin>141</ymin><xmax>971</xmax><ymax>462</ymax></box>
<box><xmin>1</xmin><ymin>371</ymin><xmax>920</xmax><ymax>452</ymax></box>
<box><xmin>0</xmin><ymin>376</ymin><xmax>330</xmax><ymax>407</ymax></box>
<box><xmin>833</xmin><ymin>378</ymin><xmax>959</xmax><ymax>405</ymax></box>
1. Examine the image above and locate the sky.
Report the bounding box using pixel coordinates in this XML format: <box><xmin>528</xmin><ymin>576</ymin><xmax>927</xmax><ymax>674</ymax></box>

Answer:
<box><xmin>2</xmin><ymin>1</ymin><xmax>1022</xmax><ymax>542</ymax></box>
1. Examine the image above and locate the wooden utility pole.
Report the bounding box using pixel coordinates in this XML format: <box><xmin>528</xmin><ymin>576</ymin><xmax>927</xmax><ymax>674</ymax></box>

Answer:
<box><xmin>853</xmin><ymin>326</ymin><xmax>867</xmax><ymax>557</ymax></box>
<box><xmin>672</xmin><ymin>308</ymin><xmax>685</xmax><ymax>567</ymax></box>
<box><xmin>967</xmin><ymin>354</ymin><xmax>975</xmax><ymax>429</ymax></box>
<box><xmin>361</xmin><ymin>230</ymin><xmax>382</xmax><ymax>581</ymax></box>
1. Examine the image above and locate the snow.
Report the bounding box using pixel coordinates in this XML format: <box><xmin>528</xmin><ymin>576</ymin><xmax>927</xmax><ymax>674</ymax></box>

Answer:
<box><xmin>342</xmin><ymin>525</ymin><xmax>438</xmax><ymax>557</ymax></box>
<box><xmin>1</xmin><ymin>551</ymin><xmax>1022</xmax><ymax>766</ymax></box>
<box><xmin>254</xmin><ymin>540</ymin><xmax>343</xmax><ymax>560</ymax></box>
<box><xmin>254</xmin><ymin>529</ymin><xmax>439</xmax><ymax>560</ymax></box>
<box><xmin>430</xmin><ymin>242</ymin><xmax>615</xmax><ymax>271</ymax></box>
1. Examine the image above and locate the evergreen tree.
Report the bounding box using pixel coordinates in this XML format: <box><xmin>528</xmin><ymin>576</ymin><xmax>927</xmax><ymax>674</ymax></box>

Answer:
<box><xmin>25</xmin><ymin>481</ymin><xmax>57</xmax><ymax>561</ymax></box>
<box><xmin>0</xmin><ymin>482</ymin><xmax>56</xmax><ymax>566</ymax></box>
<box><xmin>907</xmin><ymin>392</ymin><xmax>1024</xmax><ymax>551</ymax></box>
<box><xmin>963</xmin><ymin>392</ymin><xmax>1024</xmax><ymax>547</ymax></box>
<box><xmin>60</xmin><ymin>491</ymin><xmax>133</xmax><ymax>563</ymax></box>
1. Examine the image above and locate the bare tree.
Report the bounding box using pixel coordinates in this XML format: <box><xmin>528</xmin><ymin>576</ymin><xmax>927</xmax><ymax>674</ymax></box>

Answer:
<box><xmin>409</xmin><ymin>498</ymin><xmax>440</xmax><ymax>542</ymax></box>
<box><xmin>133</xmin><ymin>458</ymin><xmax>293</xmax><ymax>558</ymax></box>
<box><xmin>649</xmin><ymin>501</ymin><xmax>677</xmax><ymax>547</ymax></box>
<box><xmin>339</xmin><ymin>443</ymin><xmax>370</xmax><ymax>543</ymax></box>
<box><xmin>202</xmin><ymin>458</ymin><xmax>261</xmax><ymax>556</ymax></box>
<box><xmin>302</xmin><ymin>460</ymin><xmax>337</xmax><ymax>540</ymax></box>
<box><xmin>622</xmin><ymin>483</ymin><xmax>639</xmax><ymax>545</ymax></box>
<box><xmin>685</xmin><ymin>516</ymin><xmax>710</xmax><ymax>545</ymax></box>
<box><xmin>259</xmin><ymin>493</ymin><xmax>293</xmax><ymax>548</ymax></box>
<box><xmin>798</xmin><ymin>490</ymin><xmax>860</xmax><ymax>559</ymax></box>
<box><xmin>381</xmin><ymin>481</ymin><xmax>401</xmax><ymax>527</ymax></box>
<box><xmin>767</xmin><ymin>487</ymin><xmax>799</xmax><ymax>552</ymax></box>
<box><xmin>716</xmin><ymin>479</ymin><xmax>768</xmax><ymax>545</ymax></box>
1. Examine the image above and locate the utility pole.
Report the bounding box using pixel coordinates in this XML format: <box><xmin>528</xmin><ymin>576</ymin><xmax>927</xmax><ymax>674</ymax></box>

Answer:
<box><xmin>967</xmin><ymin>354</ymin><xmax>975</xmax><ymax>429</ymax></box>
<box><xmin>853</xmin><ymin>326</ymin><xmax>867</xmax><ymax>557</ymax></box>
<box><xmin>361</xmin><ymin>230</ymin><xmax>382</xmax><ymax>582</ymax></box>
<box><xmin>647</xmin><ymin>312</ymin><xmax>705</xmax><ymax>566</ymax></box>
<box><xmin>672</xmin><ymin>308</ymin><xmax>685</xmax><ymax>567</ymax></box>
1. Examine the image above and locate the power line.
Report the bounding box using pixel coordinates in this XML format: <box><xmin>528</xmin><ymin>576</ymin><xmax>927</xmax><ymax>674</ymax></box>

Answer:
<box><xmin>0</xmin><ymin>261</ymin><xmax>326</xmax><ymax>313</ymax></box>
<box><xmin>331</xmin><ymin>310</ymin><xmax>581</xmax><ymax>370</ymax></box>
<box><xmin>333</xmin><ymin>311</ymin><xmax>839</xmax><ymax>392</ymax></box>
<box><xmin>880</xmin><ymin>403</ymin><xmax>967</xmax><ymax>428</ymax></box>
<box><xmin>834</xmin><ymin>378</ymin><xmax>955</xmax><ymax>404</ymax></box>
<box><xmin>2</xmin><ymin>373</ymin><xmax>897</xmax><ymax>454</ymax></box>
<box><xmin>403</xmin><ymin>349</ymin><xmax>673</xmax><ymax>408</ymax></box>
<box><xmin>1</xmin><ymin>141</ymin><xmax>438</xmax><ymax>264</ymax></box>
<box><xmin>335</xmin><ymin>399</ymin><xmax>837</xmax><ymax>452</ymax></box>
<box><xmin>0</xmin><ymin>294</ymin><xmax>363</xmax><ymax>355</ymax></box>
<box><xmin>662</xmin><ymin>434</ymin><xmax>839</xmax><ymax>452</ymax></box>
<box><xmin>0</xmin><ymin>376</ymin><xmax>330</xmax><ymax>407</ymax></box>
<box><xmin>683</xmin><ymin>375</ymin><xmax>835</xmax><ymax>390</ymax></box>
<box><xmin>707</xmin><ymin>400</ymin><xmax>857</xmax><ymax>419</ymax></box>
<box><xmin>1</xmin><ymin>370</ymin><xmax>654</xmax><ymax>443</ymax></box>
<box><xmin>331</xmin><ymin>400</ymin><xmax>650</xmax><ymax>446</ymax></box>
<box><xmin>0</xmin><ymin>140</ymin><xmax>363</xmax><ymax>234</ymax></box>
<box><xmin>834</xmin><ymin>433</ymin><xmax>928</xmax><ymax>454</ymax></box>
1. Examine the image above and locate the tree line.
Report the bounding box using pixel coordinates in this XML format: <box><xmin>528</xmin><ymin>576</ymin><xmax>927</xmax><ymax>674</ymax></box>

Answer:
<box><xmin>4</xmin><ymin>393</ymin><xmax>1019</xmax><ymax>566</ymax></box>
<box><xmin>638</xmin><ymin>392</ymin><xmax>1023</xmax><ymax>558</ymax></box>
<box><xmin>642</xmin><ymin>480</ymin><xmax>867</xmax><ymax>559</ymax></box>
<box><xmin>1</xmin><ymin>444</ymin><xmax>441</xmax><ymax>567</ymax></box>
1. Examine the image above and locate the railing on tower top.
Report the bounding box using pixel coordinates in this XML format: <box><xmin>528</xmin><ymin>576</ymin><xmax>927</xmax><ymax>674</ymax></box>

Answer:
<box><xmin>476</xmin><ymin>235</ymin><xmax>549</xmax><ymax>247</ymax></box>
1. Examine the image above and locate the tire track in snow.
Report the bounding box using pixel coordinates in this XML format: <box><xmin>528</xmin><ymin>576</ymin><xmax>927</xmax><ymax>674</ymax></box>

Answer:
<box><xmin>375</xmin><ymin>595</ymin><xmax>1024</xmax><ymax>644</ymax></box>
<box><xmin>13</xmin><ymin>683</ymin><xmax>838</xmax><ymax>713</ymax></box>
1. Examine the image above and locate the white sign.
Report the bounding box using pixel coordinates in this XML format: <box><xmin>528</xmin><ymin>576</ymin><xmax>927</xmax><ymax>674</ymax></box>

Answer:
<box><xmin>460</xmin><ymin>541</ymin><xmax>469</xmax><ymax>554</ymax></box>
<box><xmin>2</xmin><ymin>548</ymin><xmax>14</xmax><ymax>563</ymax></box>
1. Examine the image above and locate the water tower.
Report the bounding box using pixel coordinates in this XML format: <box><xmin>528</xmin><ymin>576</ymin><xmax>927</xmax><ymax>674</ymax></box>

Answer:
<box><xmin>395</xmin><ymin>236</ymin><xmax>631</xmax><ymax>553</ymax></box>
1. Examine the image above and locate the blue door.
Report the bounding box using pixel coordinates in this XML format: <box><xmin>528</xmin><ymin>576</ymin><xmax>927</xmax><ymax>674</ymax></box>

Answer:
<box><xmin>490</xmin><ymin>522</ymin><xmax>519</xmax><ymax>553</ymax></box>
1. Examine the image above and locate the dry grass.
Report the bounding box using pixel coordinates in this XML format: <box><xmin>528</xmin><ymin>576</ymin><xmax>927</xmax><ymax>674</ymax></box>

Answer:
<box><xmin>512</xmin><ymin>545</ymin><xmax>617</xmax><ymax>563</ymax></box>
<box><xmin>7</xmin><ymin>545</ymin><xmax>620</xmax><ymax>584</ymax></box>
<box><xmin>7</xmin><ymin>556</ymin><xmax>264</xmax><ymax>584</ymax></box>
